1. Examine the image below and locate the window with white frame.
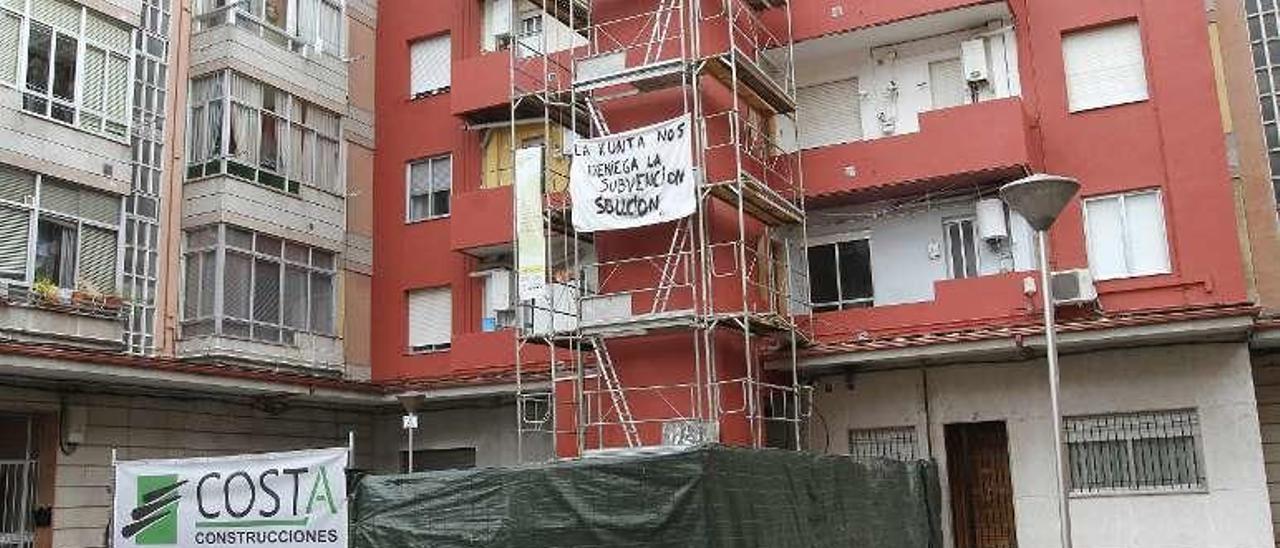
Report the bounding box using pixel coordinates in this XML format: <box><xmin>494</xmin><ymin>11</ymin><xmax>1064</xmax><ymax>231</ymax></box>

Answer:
<box><xmin>1065</xmin><ymin>409</ymin><xmax>1204</xmax><ymax>494</ymax></box>
<box><xmin>196</xmin><ymin>0</ymin><xmax>342</xmax><ymax>56</ymax></box>
<box><xmin>1083</xmin><ymin>189</ymin><xmax>1170</xmax><ymax>280</ymax></box>
<box><xmin>407</xmin><ymin>286</ymin><xmax>451</xmax><ymax>352</ymax></box>
<box><xmin>1062</xmin><ymin>21</ymin><xmax>1149</xmax><ymax>112</ymax></box>
<box><xmin>185</xmin><ymin>71</ymin><xmax>342</xmax><ymax>195</ymax></box>
<box><xmin>943</xmin><ymin>216</ymin><xmax>979</xmax><ymax>279</ymax></box>
<box><xmin>182</xmin><ymin>224</ymin><xmax>337</xmax><ymax>344</ymax></box>
<box><xmin>406</xmin><ymin>155</ymin><xmax>451</xmax><ymax>221</ymax></box>
<box><xmin>0</xmin><ymin>0</ymin><xmax>132</xmax><ymax>140</ymax></box>
<box><xmin>0</xmin><ymin>164</ymin><xmax>120</xmax><ymax>293</ymax></box>
<box><xmin>848</xmin><ymin>426</ymin><xmax>918</xmax><ymax>461</ymax></box>
<box><xmin>409</xmin><ymin>34</ymin><xmax>450</xmax><ymax>97</ymax></box>
<box><xmin>808</xmin><ymin>237</ymin><xmax>873</xmax><ymax>311</ymax></box>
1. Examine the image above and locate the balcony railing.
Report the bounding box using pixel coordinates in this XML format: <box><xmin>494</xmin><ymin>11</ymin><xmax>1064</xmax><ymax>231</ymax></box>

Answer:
<box><xmin>0</xmin><ymin>285</ymin><xmax>125</xmax><ymax>321</ymax></box>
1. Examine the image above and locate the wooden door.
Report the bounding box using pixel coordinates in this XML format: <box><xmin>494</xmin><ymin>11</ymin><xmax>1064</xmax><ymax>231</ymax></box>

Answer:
<box><xmin>946</xmin><ymin>421</ymin><xmax>1017</xmax><ymax>548</ymax></box>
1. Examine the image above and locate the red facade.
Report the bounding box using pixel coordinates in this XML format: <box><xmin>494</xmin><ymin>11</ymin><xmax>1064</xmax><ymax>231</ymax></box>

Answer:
<box><xmin>372</xmin><ymin>0</ymin><xmax>1246</xmax><ymax>385</ymax></box>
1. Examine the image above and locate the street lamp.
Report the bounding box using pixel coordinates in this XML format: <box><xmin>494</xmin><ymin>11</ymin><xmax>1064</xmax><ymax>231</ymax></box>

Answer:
<box><xmin>999</xmin><ymin>173</ymin><xmax>1080</xmax><ymax>548</ymax></box>
<box><xmin>396</xmin><ymin>394</ymin><xmax>427</xmax><ymax>473</ymax></box>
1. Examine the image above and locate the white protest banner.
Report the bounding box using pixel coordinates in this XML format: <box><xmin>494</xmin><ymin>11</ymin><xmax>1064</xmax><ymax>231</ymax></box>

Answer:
<box><xmin>515</xmin><ymin>146</ymin><xmax>547</xmax><ymax>299</ymax></box>
<box><xmin>113</xmin><ymin>448</ymin><xmax>348</xmax><ymax>548</ymax></box>
<box><xmin>570</xmin><ymin>114</ymin><xmax>695</xmax><ymax>232</ymax></box>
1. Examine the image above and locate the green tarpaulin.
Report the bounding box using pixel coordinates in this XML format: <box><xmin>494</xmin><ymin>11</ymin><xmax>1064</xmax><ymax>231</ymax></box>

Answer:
<box><xmin>352</xmin><ymin>445</ymin><xmax>942</xmax><ymax>548</ymax></box>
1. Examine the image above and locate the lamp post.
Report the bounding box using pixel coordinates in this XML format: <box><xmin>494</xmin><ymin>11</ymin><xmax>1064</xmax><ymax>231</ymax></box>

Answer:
<box><xmin>999</xmin><ymin>174</ymin><xmax>1080</xmax><ymax>548</ymax></box>
<box><xmin>396</xmin><ymin>394</ymin><xmax>427</xmax><ymax>473</ymax></box>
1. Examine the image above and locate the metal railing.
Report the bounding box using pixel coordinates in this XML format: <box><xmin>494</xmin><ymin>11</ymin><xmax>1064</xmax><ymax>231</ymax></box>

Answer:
<box><xmin>0</xmin><ymin>460</ymin><xmax>36</xmax><ymax>548</ymax></box>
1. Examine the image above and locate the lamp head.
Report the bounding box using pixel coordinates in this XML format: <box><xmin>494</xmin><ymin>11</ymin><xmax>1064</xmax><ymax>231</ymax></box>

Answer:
<box><xmin>999</xmin><ymin>174</ymin><xmax>1081</xmax><ymax>231</ymax></box>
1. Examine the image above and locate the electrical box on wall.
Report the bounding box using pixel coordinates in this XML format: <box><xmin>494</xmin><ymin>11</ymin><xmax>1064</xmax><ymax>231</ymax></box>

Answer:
<box><xmin>975</xmin><ymin>198</ymin><xmax>1009</xmax><ymax>242</ymax></box>
<box><xmin>961</xmin><ymin>38</ymin><xmax>989</xmax><ymax>83</ymax></box>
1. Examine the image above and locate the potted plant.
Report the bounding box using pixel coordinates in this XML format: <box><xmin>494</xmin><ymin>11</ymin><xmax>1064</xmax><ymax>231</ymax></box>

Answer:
<box><xmin>32</xmin><ymin>277</ymin><xmax>59</xmax><ymax>304</ymax></box>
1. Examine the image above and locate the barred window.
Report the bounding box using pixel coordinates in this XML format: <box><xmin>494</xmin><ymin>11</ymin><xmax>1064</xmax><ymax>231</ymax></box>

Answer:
<box><xmin>1065</xmin><ymin>409</ymin><xmax>1205</xmax><ymax>494</ymax></box>
<box><xmin>0</xmin><ymin>0</ymin><xmax>133</xmax><ymax>140</ymax></box>
<box><xmin>185</xmin><ymin>71</ymin><xmax>342</xmax><ymax>195</ymax></box>
<box><xmin>848</xmin><ymin>426</ymin><xmax>918</xmax><ymax>461</ymax></box>
<box><xmin>182</xmin><ymin>224</ymin><xmax>338</xmax><ymax>345</ymax></box>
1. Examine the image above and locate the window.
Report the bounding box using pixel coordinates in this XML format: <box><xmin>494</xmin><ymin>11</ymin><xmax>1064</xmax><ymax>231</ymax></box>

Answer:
<box><xmin>808</xmin><ymin>237</ymin><xmax>873</xmax><ymax>311</ymax></box>
<box><xmin>1243</xmin><ymin>0</ymin><xmax>1280</xmax><ymax>206</ymax></box>
<box><xmin>1065</xmin><ymin>409</ymin><xmax>1204</xmax><ymax>494</ymax></box>
<box><xmin>407</xmin><ymin>286</ymin><xmax>451</xmax><ymax>352</ymax></box>
<box><xmin>0</xmin><ymin>164</ymin><xmax>120</xmax><ymax>292</ymax></box>
<box><xmin>400</xmin><ymin>447</ymin><xmax>476</xmax><ymax>472</ymax></box>
<box><xmin>185</xmin><ymin>71</ymin><xmax>342</xmax><ymax>194</ymax></box>
<box><xmin>943</xmin><ymin>217</ymin><xmax>979</xmax><ymax>279</ymax></box>
<box><xmin>1062</xmin><ymin>21</ymin><xmax>1149</xmax><ymax>112</ymax></box>
<box><xmin>407</xmin><ymin>155</ymin><xmax>451</xmax><ymax>221</ymax></box>
<box><xmin>929</xmin><ymin>58</ymin><xmax>967</xmax><ymax>110</ymax></box>
<box><xmin>1083</xmin><ymin>190</ymin><xmax>1170</xmax><ymax>280</ymax></box>
<box><xmin>796</xmin><ymin>78</ymin><xmax>861</xmax><ymax>150</ymax></box>
<box><xmin>182</xmin><ymin>225</ymin><xmax>337</xmax><ymax>344</ymax></box>
<box><xmin>194</xmin><ymin>0</ymin><xmax>342</xmax><ymax>57</ymax></box>
<box><xmin>849</xmin><ymin>426</ymin><xmax>918</xmax><ymax>461</ymax></box>
<box><xmin>409</xmin><ymin>34</ymin><xmax>451</xmax><ymax>97</ymax></box>
<box><xmin>0</xmin><ymin>0</ymin><xmax>133</xmax><ymax>139</ymax></box>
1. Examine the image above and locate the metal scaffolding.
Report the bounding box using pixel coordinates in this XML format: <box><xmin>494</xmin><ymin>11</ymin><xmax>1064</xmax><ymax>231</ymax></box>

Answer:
<box><xmin>509</xmin><ymin>0</ymin><xmax>812</xmax><ymax>460</ymax></box>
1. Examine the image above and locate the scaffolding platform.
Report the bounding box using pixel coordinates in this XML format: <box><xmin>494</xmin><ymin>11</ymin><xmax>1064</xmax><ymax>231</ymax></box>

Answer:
<box><xmin>704</xmin><ymin>51</ymin><xmax>796</xmax><ymax>114</ymax></box>
<box><xmin>573</xmin><ymin>57</ymin><xmax>685</xmax><ymax>94</ymax></box>
<box><xmin>706</xmin><ymin>173</ymin><xmax>804</xmax><ymax>226</ymax></box>
<box><xmin>580</xmin><ymin>308</ymin><xmax>699</xmax><ymax>338</ymax></box>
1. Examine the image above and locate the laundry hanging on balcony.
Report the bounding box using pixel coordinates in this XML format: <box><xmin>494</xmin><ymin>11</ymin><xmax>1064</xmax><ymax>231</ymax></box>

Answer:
<box><xmin>569</xmin><ymin>115</ymin><xmax>695</xmax><ymax>232</ymax></box>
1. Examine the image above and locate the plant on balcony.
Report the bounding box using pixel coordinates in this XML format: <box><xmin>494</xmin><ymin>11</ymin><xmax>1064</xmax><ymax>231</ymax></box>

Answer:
<box><xmin>31</xmin><ymin>277</ymin><xmax>59</xmax><ymax>304</ymax></box>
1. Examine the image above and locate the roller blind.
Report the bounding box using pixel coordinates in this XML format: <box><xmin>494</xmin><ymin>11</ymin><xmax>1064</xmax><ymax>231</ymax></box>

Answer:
<box><xmin>0</xmin><ymin>205</ymin><xmax>29</xmax><ymax>276</ymax></box>
<box><xmin>0</xmin><ymin>11</ymin><xmax>19</xmax><ymax>85</ymax></box>
<box><xmin>929</xmin><ymin>58</ymin><xmax>966</xmax><ymax>110</ymax></box>
<box><xmin>1062</xmin><ymin>22</ymin><xmax>1149</xmax><ymax>112</ymax></box>
<box><xmin>796</xmin><ymin>78</ymin><xmax>861</xmax><ymax>150</ymax></box>
<box><xmin>410</xmin><ymin>34</ymin><xmax>451</xmax><ymax>96</ymax></box>
<box><xmin>408</xmin><ymin>286</ymin><xmax>451</xmax><ymax>349</ymax></box>
<box><xmin>77</xmin><ymin>225</ymin><xmax>117</xmax><ymax>292</ymax></box>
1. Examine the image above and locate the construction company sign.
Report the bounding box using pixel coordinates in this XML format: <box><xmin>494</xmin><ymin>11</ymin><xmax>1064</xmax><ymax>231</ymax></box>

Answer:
<box><xmin>570</xmin><ymin>114</ymin><xmax>695</xmax><ymax>232</ymax></box>
<box><xmin>112</xmin><ymin>448</ymin><xmax>348</xmax><ymax>548</ymax></box>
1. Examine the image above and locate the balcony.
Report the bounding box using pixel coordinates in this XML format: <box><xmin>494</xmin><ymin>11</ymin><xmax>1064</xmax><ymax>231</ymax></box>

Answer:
<box><xmin>0</xmin><ymin>285</ymin><xmax>125</xmax><ymax>350</ymax></box>
<box><xmin>450</xmin><ymin>186</ymin><xmax>514</xmax><ymax>255</ymax></box>
<box><xmin>177</xmin><ymin>332</ymin><xmax>344</xmax><ymax>372</ymax></box>
<box><xmin>784</xmin><ymin>0</ymin><xmax>1006</xmax><ymax>44</ymax></box>
<box><xmin>802</xmin><ymin>98</ymin><xmax>1033</xmax><ymax>201</ymax></box>
<box><xmin>182</xmin><ymin>173</ymin><xmax>346</xmax><ymax>251</ymax></box>
<box><xmin>190</xmin><ymin>5</ymin><xmax>348</xmax><ymax>110</ymax></box>
<box><xmin>451</xmin><ymin>53</ymin><xmax>514</xmax><ymax>124</ymax></box>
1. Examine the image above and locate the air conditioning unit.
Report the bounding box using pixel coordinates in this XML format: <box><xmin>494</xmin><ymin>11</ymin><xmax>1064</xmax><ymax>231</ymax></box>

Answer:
<box><xmin>1050</xmin><ymin>269</ymin><xmax>1097</xmax><ymax>306</ymax></box>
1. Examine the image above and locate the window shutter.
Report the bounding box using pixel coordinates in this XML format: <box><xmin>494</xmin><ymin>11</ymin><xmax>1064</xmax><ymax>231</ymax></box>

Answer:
<box><xmin>104</xmin><ymin>54</ymin><xmax>130</xmax><ymax>120</ymax></box>
<box><xmin>85</xmin><ymin>12</ymin><xmax>129</xmax><ymax>52</ymax></box>
<box><xmin>0</xmin><ymin>164</ymin><xmax>35</xmax><ymax>203</ymax></box>
<box><xmin>410</xmin><ymin>35</ymin><xmax>451</xmax><ymax>96</ymax></box>
<box><xmin>1122</xmin><ymin>191</ymin><xmax>1170</xmax><ymax>275</ymax></box>
<box><xmin>796</xmin><ymin>78</ymin><xmax>861</xmax><ymax>150</ymax></box>
<box><xmin>1084</xmin><ymin>197</ymin><xmax>1126</xmax><ymax>279</ymax></box>
<box><xmin>79</xmin><ymin>187</ymin><xmax>120</xmax><ymax>225</ymax></box>
<box><xmin>929</xmin><ymin>58</ymin><xmax>966</xmax><ymax>110</ymax></box>
<box><xmin>253</xmin><ymin>258</ymin><xmax>280</xmax><ymax>323</ymax></box>
<box><xmin>39</xmin><ymin>179</ymin><xmax>80</xmax><ymax>217</ymax></box>
<box><xmin>77</xmin><ymin>225</ymin><xmax>117</xmax><ymax>293</ymax></box>
<box><xmin>31</xmin><ymin>0</ymin><xmax>79</xmax><ymax>33</ymax></box>
<box><xmin>0</xmin><ymin>11</ymin><xmax>19</xmax><ymax>85</ymax></box>
<box><xmin>82</xmin><ymin>47</ymin><xmax>105</xmax><ymax>113</ymax></box>
<box><xmin>0</xmin><ymin>205</ymin><xmax>29</xmax><ymax>276</ymax></box>
<box><xmin>1063</xmin><ymin>22</ymin><xmax>1149</xmax><ymax>112</ymax></box>
<box><xmin>183</xmin><ymin>253</ymin><xmax>201</xmax><ymax>319</ymax></box>
<box><xmin>408</xmin><ymin>287</ymin><xmax>451</xmax><ymax>348</ymax></box>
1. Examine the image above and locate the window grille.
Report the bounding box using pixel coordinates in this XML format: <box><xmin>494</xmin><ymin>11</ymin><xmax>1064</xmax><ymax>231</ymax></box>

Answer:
<box><xmin>848</xmin><ymin>426</ymin><xmax>918</xmax><ymax>461</ymax></box>
<box><xmin>943</xmin><ymin>216</ymin><xmax>979</xmax><ymax>279</ymax></box>
<box><xmin>1065</xmin><ymin>409</ymin><xmax>1205</xmax><ymax>494</ymax></box>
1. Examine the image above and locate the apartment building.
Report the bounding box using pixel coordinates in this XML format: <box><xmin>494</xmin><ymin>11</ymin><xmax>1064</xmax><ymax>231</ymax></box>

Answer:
<box><xmin>0</xmin><ymin>0</ymin><xmax>404</xmax><ymax>542</ymax></box>
<box><xmin>374</xmin><ymin>0</ymin><xmax>1274</xmax><ymax>546</ymax></box>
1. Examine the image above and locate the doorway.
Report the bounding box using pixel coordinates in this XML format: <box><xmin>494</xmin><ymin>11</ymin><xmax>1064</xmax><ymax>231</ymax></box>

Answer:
<box><xmin>945</xmin><ymin>421</ymin><xmax>1017</xmax><ymax>548</ymax></box>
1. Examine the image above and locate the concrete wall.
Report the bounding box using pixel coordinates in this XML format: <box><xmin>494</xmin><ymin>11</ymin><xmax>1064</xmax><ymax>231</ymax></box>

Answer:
<box><xmin>808</xmin><ymin>197</ymin><xmax>1034</xmax><ymax>306</ymax></box>
<box><xmin>0</xmin><ymin>385</ymin><xmax>398</xmax><ymax>548</ymax></box>
<box><xmin>380</xmin><ymin>403</ymin><xmax>552</xmax><ymax>468</ymax></box>
<box><xmin>182</xmin><ymin>175</ymin><xmax>346</xmax><ymax>252</ymax></box>
<box><xmin>810</xmin><ymin>342</ymin><xmax>1273</xmax><ymax>548</ymax></box>
<box><xmin>0</xmin><ymin>91</ymin><xmax>131</xmax><ymax>196</ymax></box>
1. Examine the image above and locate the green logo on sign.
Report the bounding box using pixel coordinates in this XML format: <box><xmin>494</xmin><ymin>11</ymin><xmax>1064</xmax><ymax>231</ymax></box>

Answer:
<box><xmin>122</xmin><ymin>475</ymin><xmax>185</xmax><ymax>545</ymax></box>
